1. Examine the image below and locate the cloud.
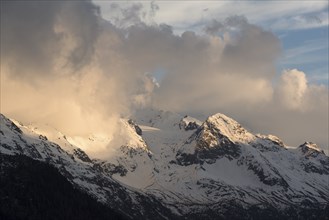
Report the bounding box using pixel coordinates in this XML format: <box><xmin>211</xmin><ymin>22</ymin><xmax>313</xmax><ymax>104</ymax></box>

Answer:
<box><xmin>153</xmin><ymin>16</ymin><xmax>280</xmax><ymax>113</ymax></box>
<box><xmin>1</xmin><ymin>1</ymin><xmax>328</xmax><ymax>154</ymax></box>
<box><xmin>0</xmin><ymin>0</ymin><xmax>159</xmax><ymax>145</ymax></box>
<box><xmin>148</xmin><ymin>19</ymin><xmax>327</xmax><ymax>149</ymax></box>
<box><xmin>0</xmin><ymin>0</ymin><xmax>100</xmax><ymax>79</ymax></box>
<box><xmin>251</xmin><ymin>69</ymin><xmax>327</xmax><ymax>148</ymax></box>
<box><xmin>277</xmin><ymin>69</ymin><xmax>328</xmax><ymax>113</ymax></box>
<box><xmin>277</xmin><ymin>69</ymin><xmax>308</xmax><ymax>110</ymax></box>
<box><xmin>97</xmin><ymin>1</ymin><xmax>329</xmax><ymax>32</ymax></box>
<box><xmin>270</xmin><ymin>11</ymin><xmax>329</xmax><ymax>30</ymax></box>
<box><xmin>204</xmin><ymin>15</ymin><xmax>249</xmax><ymax>35</ymax></box>
<box><xmin>97</xmin><ymin>1</ymin><xmax>159</xmax><ymax>28</ymax></box>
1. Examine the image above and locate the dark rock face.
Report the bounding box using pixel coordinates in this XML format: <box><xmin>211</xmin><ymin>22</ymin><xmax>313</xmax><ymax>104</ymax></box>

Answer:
<box><xmin>298</xmin><ymin>142</ymin><xmax>329</xmax><ymax>175</ymax></box>
<box><xmin>195</xmin><ymin>120</ymin><xmax>242</xmax><ymax>160</ymax></box>
<box><xmin>196</xmin><ymin>135</ymin><xmax>241</xmax><ymax>162</ymax></box>
<box><xmin>176</xmin><ymin>120</ymin><xmax>242</xmax><ymax>165</ymax></box>
<box><xmin>237</xmin><ymin>154</ymin><xmax>289</xmax><ymax>188</ymax></box>
<box><xmin>185</xmin><ymin>121</ymin><xmax>199</xmax><ymax>131</ymax></box>
<box><xmin>99</xmin><ymin>162</ymin><xmax>128</xmax><ymax>176</ymax></box>
<box><xmin>38</xmin><ymin>135</ymin><xmax>48</xmax><ymax>141</ymax></box>
<box><xmin>299</xmin><ymin>142</ymin><xmax>326</xmax><ymax>157</ymax></box>
<box><xmin>176</xmin><ymin>152</ymin><xmax>199</xmax><ymax>165</ymax></box>
<box><xmin>179</xmin><ymin>116</ymin><xmax>200</xmax><ymax>131</ymax></box>
<box><xmin>0</xmin><ymin>114</ymin><xmax>22</xmax><ymax>134</ymax></box>
<box><xmin>302</xmin><ymin>162</ymin><xmax>329</xmax><ymax>175</ymax></box>
<box><xmin>250</xmin><ymin>137</ymin><xmax>285</xmax><ymax>152</ymax></box>
<box><xmin>177</xmin><ymin>140</ymin><xmax>241</xmax><ymax>166</ymax></box>
<box><xmin>73</xmin><ymin>148</ymin><xmax>92</xmax><ymax>163</ymax></box>
<box><xmin>128</xmin><ymin>119</ymin><xmax>142</xmax><ymax>135</ymax></box>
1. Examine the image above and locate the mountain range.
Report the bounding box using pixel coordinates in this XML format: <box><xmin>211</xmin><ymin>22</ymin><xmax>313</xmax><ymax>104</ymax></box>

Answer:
<box><xmin>0</xmin><ymin>109</ymin><xmax>328</xmax><ymax>219</ymax></box>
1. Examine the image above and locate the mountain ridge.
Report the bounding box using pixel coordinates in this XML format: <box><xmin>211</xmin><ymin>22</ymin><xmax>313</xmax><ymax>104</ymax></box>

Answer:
<box><xmin>1</xmin><ymin>111</ymin><xmax>328</xmax><ymax>219</ymax></box>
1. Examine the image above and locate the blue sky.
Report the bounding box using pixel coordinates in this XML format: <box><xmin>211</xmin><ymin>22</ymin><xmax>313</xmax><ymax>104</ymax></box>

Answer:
<box><xmin>95</xmin><ymin>0</ymin><xmax>329</xmax><ymax>85</ymax></box>
<box><xmin>277</xmin><ymin>27</ymin><xmax>328</xmax><ymax>84</ymax></box>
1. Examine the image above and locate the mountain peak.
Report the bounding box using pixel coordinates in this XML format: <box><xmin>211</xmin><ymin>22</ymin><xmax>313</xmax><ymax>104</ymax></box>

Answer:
<box><xmin>299</xmin><ymin>142</ymin><xmax>325</xmax><ymax>155</ymax></box>
<box><xmin>204</xmin><ymin>113</ymin><xmax>254</xmax><ymax>144</ymax></box>
<box><xmin>179</xmin><ymin>115</ymin><xmax>202</xmax><ymax>131</ymax></box>
<box><xmin>0</xmin><ymin>113</ymin><xmax>22</xmax><ymax>134</ymax></box>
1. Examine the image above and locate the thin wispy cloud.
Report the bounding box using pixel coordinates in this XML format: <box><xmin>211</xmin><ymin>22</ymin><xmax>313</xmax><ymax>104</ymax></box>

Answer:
<box><xmin>283</xmin><ymin>39</ymin><xmax>328</xmax><ymax>59</ymax></box>
<box><xmin>270</xmin><ymin>11</ymin><xmax>329</xmax><ymax>31</ymax></box>
<box><xmin>96</xmin><ymin>1</ymin><xmax>329</xmax><ymax>32</ymax></box>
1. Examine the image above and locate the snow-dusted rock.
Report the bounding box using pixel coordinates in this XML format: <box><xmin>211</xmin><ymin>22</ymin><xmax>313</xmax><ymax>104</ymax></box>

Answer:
<box><xmin>1</xmin><ymin>111</ymin><xmax>328</xmax><ymax>219</ymax></box>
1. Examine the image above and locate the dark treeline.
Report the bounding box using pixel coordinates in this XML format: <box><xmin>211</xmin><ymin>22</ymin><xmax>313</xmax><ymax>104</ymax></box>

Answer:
<box><xmin>0</xmin><ymin>154</ymin><xmax>126</xmax><ymax>220</ymax></box>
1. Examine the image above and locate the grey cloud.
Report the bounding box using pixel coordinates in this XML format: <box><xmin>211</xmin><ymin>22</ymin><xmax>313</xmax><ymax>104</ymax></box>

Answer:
<box><xmin>1</xmin><ymin>0</ymin><xmax>100</xmax><ymax>79</ymax></box>
<box><xmin>204</xmin><ymin>15</ymin><xmax>248</xmax><ymax>35</ymax></box>
<box><xmin>303</xmin><ymin>14</ymin><xmax>322</xmax><ymax>24</ymax></box>
<box><xmin>104</xmin><ymin>2</ymin><xmax>159</xmax><ymax>28</ymax></box>
<box><xmin>225</xmin><ymin>15</ymin><xmax>248</xmax><ymax>27</ymax></box>
<box><xmin>150</xmin><ymin>1</ymin><xmax>160</xmax><ymax>18</ymax></box>
<box><xmin>220</xmin><ymin>24</ymin><xmax>281</xmax><ymax>78</ymax></box>
<box><xmin>120</xmin><ymin>3</ymin><xmax>144</xmax><ymax>26</ymax></box>
<box><xmin>1</xmin><ymin>2</ymin><xmax>327</xmax><ymax>150</ymax></box>
<box><xmin>153</xmin><ymin>17</ymin><xmax>281</xmax><ymax>110</ymax></box>
<box><xmin>205</xmin><ymin>16</ymin><xmax>281</xmax><ymax>79</ymax></box>
<box><xmin>58</xmin><ymin>1</ymin><xmax>100</xmax><ymax>70</ymax></box>
<box><xmin>109</xmin><ymin>3</ymin><xmax>146</xmax><ymax>28</ymax></box>
<box><xmin>204</xmin><ymin>20</ymin><xmax>224</xmax><ymax>35</ymax></box>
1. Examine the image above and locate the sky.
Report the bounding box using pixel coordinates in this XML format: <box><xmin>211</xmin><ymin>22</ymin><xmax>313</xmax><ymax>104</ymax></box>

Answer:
<box><xmin>1</xmin><ymin>0</ymin><xmax>328</xmax><ymax>152</ymax></box>
<box><xmin>97</xmin><ymin>0</ymin><xmax>329</xmax><ymax>85</ymax></box>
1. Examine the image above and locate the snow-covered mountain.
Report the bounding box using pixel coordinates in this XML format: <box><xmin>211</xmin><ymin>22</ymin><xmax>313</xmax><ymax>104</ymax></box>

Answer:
<box><xmin>0</xmin><ymin>110</ymin><xmax>328</xmax><ymax>219</ymax></box>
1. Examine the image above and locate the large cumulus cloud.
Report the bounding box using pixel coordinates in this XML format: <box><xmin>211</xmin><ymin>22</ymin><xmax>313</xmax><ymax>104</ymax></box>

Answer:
<box><xmin>1</xmin><ymin>2</ymin><xmax>328</xmax><ymax>152</ymax></box>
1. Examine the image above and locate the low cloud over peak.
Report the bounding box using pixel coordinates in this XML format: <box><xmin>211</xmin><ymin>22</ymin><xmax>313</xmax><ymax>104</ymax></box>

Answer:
<box><xmin>1</xmin><ymin>1</ymin><xmax>328</xmax><ymax>150</ymax></box>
